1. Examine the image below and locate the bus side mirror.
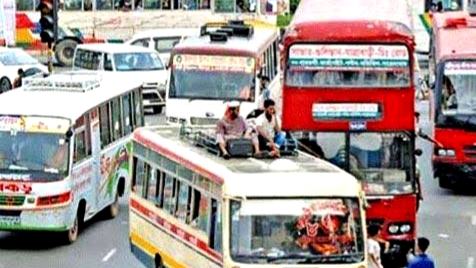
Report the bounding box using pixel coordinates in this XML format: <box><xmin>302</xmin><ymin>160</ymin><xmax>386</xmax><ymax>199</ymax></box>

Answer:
<box><xmin>415</xmin><ymin>148</ymin><xmax>423</xmax><ymax>156</ymax></box>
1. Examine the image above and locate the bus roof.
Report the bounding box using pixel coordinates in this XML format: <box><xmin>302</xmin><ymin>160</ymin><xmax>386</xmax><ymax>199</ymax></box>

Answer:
<box><xmin>133</xmin><ymin>126</ymin><xmax>362</xmax><ymax>197</ymax></box>
<box><xmin>172</xmin><ymin>27</ymin><xmax>278</xmax><ymax>57</ymax></box>
<box><xmin>0</xmin><ymin>72</ymin><xmax>142</xmax><ymax>122</ymax></box>
<box><xmin>286</xmin><ymin>0</ymin><xmax>414</xmax><ymax>44</ymax></box>
<box><xmin>76</xmin><ymin>43</ymin><xmax>157</xmax><ymax>54</ymax></box>
<box><xmin>432</xmin><ymin>12</ymin><xmax>476</xmax><ymax>61</ymax></box>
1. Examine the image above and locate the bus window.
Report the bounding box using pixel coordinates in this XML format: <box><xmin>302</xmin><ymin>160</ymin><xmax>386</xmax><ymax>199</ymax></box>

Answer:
<box><xmin>147</xmin><ymin>167</ymin><xmax>157</xmax><ymax>202</ymax></box>
<box><xmin>99</xmin><ymin>103</ymin><xmax>112</xmax><ymax>148</ymax></box>
<box><xmin>177</xmin><ymin>182</ymin><xmax>190</xmax><ymax>222</ymax></box>
<box><xmin>133</xmin><ymin>158</ymin><xmax>145</xmax><ymax>197</ymax></box>
<box><xmin>157</xmin><ymin>170</ymin><xmax>166</xmax><ymax>208</ymax></box>
<box><xmin>198</xmin><ymin>195</ymin><xmax>210</xmax><ymax>233</ymax></box>
<box><xmin>74</xmin><ymin>129</ymin><xmax>88</xmax><ymax>162</ymax></box>
<box><xmin>133</xmin><ymin>90</ymin><xmax>144</xmax><ymax>128</ymax></box>
<box><xmin>209</xmin><ymin>199</ymin><xmax>222</xmax><ymax>253</ymax></box>
<box><xmin>163</xmin><ymin>174</ymin><xmax>176</xmax><ymax>214</ymax></box>
<box><xmin>190</xmin><ymin>188</ymin><xmax>201</xmax><ymax>226</ymax></box>
<box><xmin>111</xmin><ymin>97</ymin><xmax>123</xmax><ymax>141</ymax></box>
<box><xmin>122</xmin><ymin>93</ymin><xmax>133</xmax><ymax>135</ymax></box>
<box><xmin>104</xmin><ymin>53</ymin><xmax>113</xmax><ymax>71</ymax></box>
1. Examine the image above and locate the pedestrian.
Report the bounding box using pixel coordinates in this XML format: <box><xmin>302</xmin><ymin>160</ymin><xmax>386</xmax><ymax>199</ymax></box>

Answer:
<box><xmin>13</xmin><ymin>68</ymin><xmax>24</xmax><ymax>89</ymax></box>
<box><xmin>367</xmin><ymin>224</ymin><xmax>384</xmax><ymax>268</ymax></box>
<box><xmin>407</xmin><ymin>237</ymin><xmax>436</xmax><ymax>268</ymax></box>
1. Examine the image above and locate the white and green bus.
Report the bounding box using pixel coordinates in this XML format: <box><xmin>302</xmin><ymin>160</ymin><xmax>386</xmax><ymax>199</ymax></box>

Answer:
<box><xmin>0</xmin><ymin>72</ymin><xmax>144</xmax><ymax>243</ymax></box>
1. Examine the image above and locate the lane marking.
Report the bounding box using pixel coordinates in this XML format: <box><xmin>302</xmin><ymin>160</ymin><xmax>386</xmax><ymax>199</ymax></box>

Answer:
<box><xmin>468</xmin><ymin>257</ymin><xmax>474</xmax><ymax>268</ymax></box>
<box><xmin>102</xmin><ymin>248</ymin><xmax>117</xmax><ymax>262</ymax></box>
<box><xmin>438</xmin><ymin>233</ymin><xmax>449</xmax><ymax>238</ymax></box>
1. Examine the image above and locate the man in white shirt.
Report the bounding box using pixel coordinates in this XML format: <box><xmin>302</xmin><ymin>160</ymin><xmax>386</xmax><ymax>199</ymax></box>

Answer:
<box><xmin>255</xmin><ymin>99</ymin><xmax>286</xmax><ymax>157</ymax></box>
<box><xmin>367</xmin><ymin>224</ymin><xmax>384</xmax><ymax>268</ymax></box>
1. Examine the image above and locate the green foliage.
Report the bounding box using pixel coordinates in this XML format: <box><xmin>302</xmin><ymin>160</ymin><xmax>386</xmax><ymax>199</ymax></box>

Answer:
<box><xmin>290</xmin><ymin>0</ymin><xmax>301</xmax><ymax>14</ymax></box>
<box><xmin>277</xmin><ymin>13</ymin><xmax>293</xmax><ymax>27</ymax></box>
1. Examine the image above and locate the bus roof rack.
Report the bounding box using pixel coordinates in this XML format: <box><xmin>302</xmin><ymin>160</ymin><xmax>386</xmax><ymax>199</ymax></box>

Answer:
<box><xmin>200</xmin><ymin>20</ymin><xmax>254</xmax><ymax>42</ymax></box>
<box><xmin>23</xmin><ymin>72</ymin><xmax>102</xmax><ymax>93</ymax></box>
<box><xmin>179</xmin><ymin>124</ymin><xmax>221</xmax><ymax>156</ymax></box>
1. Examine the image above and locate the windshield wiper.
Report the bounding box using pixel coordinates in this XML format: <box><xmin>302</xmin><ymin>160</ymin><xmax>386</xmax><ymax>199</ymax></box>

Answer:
<box><xmin>297</xmin><ymin>253</ymin><xmax>364</xmax><ymax>264</ymax></box>
<box><xmin>8</xmin><ymin>163</ymin><xmax>29</xmax><ymax>170</ymax></box>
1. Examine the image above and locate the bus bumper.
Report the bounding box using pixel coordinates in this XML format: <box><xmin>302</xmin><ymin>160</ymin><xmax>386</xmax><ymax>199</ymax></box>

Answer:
<box><xmin>381</xmin><ymin>239</ymin><xmax>414</xmax><ymax>268</ymax></box>
<box><xmin>0</xmin><ymin>207</ymin><xmax>70</xmax><ymax>232</ymax></box>
<box><xmin>433</xmin><ymin>161</ymin><xmax>476</xmax><ymax>187</ymax></box>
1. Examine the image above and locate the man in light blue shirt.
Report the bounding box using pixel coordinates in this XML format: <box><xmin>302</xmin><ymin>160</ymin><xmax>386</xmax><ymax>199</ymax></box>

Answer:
<box><xmin>407</xmin><ymin>237</ymin><xmax>436</xmax><ymax>268</ymax></box>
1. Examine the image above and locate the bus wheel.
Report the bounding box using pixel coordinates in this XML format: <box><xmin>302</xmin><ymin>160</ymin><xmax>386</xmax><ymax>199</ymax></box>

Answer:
<box><xmin>106</xmin><ymin>192</ymin><xmax>120</xmax><ymax>219</ymax></box>
<box><xmin>65</xmin><ymin>212</ymin><xmax>80</xmax><ymax>244</ymax></box>
<box><xmin>55</xmin><ymin>38</ymin><xmax>79</xmax><ymax>67</ymax></box>
<box><xmin>154</xmin><ymin>254</ymin><xmax>164</xmax><ymax>268</ymax></box>
<box><xmin>0</xmin><ymin>77</ymin><xmax>11</xmax><ymax>93</ymax></box>
<box><xmin>438</xmin><ymin>176</ymin><xmax>452</xmax><ymax>189</ymax></box>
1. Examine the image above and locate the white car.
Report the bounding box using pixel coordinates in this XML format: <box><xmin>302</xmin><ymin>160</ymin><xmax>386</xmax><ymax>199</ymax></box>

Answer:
<box><xmin>0</xmin><ymin>47</ymin><xmax>49</xmax><ymax>93</ymax></box>
<box><xmin>125</xmin><ymin>28</ymin><xmax>198</xmax><ymax>65</ymax></box>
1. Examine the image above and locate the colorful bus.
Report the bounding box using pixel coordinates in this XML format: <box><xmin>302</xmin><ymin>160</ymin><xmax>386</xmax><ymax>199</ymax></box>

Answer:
<box><xmin>166</xmin><ymin>20</ymin><xmax>280</xmax><ymax>125</ymax></box>
<box><xmin>428</xmin><ymin>12</ymin><xmax>476</xmax><ymax>189</ymax></box>
<box><xmin>129</xmin><ymin>125</ymin><xmax>368</xmax><ymax>268</ymax></box>
<box><xmin>0</xmin><ymin>72</ymin><xmax>144</xmax><ymax>243</ymax></box>
<box><xmin>281</xmin><ymin>0</ymin><xmax>418</xmax><ymax>266</ymax></box>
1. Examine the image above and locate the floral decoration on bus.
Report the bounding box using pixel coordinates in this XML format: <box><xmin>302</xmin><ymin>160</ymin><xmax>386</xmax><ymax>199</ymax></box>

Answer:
<box><xmin>286</xmin><ymin>44</ymin><xmax>411</xmax><ymax>88</ymax></box>
<box><xmin>99</xmin><ymin>143</ymin><xmax>131</xmax><ymax>198</ymax></box>
<box><xmin>173</xmin><ymin>54</ymin><xmax>255</xmax><ymax>73</ymax></box>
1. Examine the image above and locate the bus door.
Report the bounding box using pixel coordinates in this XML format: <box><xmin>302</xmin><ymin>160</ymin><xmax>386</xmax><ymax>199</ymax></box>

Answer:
<box><xmin>89</xmin><ymin>108</ymin><xmax>102</xmax><ymax>208</ymax></box>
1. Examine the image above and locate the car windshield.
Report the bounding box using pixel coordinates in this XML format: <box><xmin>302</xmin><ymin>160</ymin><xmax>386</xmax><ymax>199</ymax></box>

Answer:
<box><xmin>286</xmin><ymin>44</ymin><xmax>411</xmax><ymax>88</ymax></box>
<box><xmin>440</xmin><ymin>61</ymin><xmax>476</xmax><ymax>116</ymax></box>
<box><xmin>169</xmin><ymin>54</ymin><xmax>256</xmax><ymax>101</ymax></box>
<box><xmin>314</xmin><ymin>132</ymin><xmax>414</xmax><ymax>195</ymax></box>
<box><xmin>230</xmin><ymin>198</ymin><xmax>365</xmax><ymax>265</ymax></box>
<box><xmin>0</xmin><ymin>49</ymin><xmax>38</xmax><ymax>66</ymax></box>
<box><xmin>0</xmin><ymin>131</ymin><xmax>69</xmax><ymax>176</ymax></box>
<box><xmin>113</xmin><ymin>52</ymin><xmax>164</xmax><ymax>71</ymax></box>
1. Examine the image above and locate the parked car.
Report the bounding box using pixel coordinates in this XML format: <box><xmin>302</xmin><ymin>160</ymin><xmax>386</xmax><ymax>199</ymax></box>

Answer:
<box><xmin>72</xmin><ymin>43</ymin><xmax>168</xmax><ymax>113</ymax></box>
<box><xmin>0</xmin><ymin>47</ymin><xmax>49</xmax><ymax>93</ymax></box>
<box><xmin>125</xmin><ymin>28</ymin><xmax>198</xmax><ymax>65</ymax></box>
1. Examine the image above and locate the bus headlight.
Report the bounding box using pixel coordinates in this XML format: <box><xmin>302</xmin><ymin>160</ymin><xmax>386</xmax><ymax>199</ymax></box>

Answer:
<box><xmin>437</xmin><ymin>148</ymin><xmax>455</xmax><ymax>157</ymax></box>
<box><xmin>388</xmin><ymin>224</ymin><xmax>399</xmax><ymax>234</ymax></box>
<box><xmin>437</xmin><ymin>149</ymin><xmax>447</xmax><ymax>156</ymax></box>
<box><xmin>400</xmin><ymin>224</ymin><xmax>412</xmax><ymax>233</ymax></box>
<box><xmin>446</xmin><ymin>149</ymin><xmax>456</xmax><ymax>157</ymax></box>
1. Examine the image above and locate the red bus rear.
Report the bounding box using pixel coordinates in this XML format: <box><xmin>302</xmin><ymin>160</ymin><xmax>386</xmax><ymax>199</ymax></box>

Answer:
<box><xmin>429</xmin><ymin>12</ymin><xmax>476</xmax><ymax>189</ymax></box>
<box><xmin>281</xmin><ymin>0</ymin><xmax>418</xmax><ymax>266</ymax></box>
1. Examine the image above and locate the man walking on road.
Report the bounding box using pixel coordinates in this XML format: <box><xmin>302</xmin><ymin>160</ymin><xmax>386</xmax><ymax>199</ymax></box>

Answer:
<box><xmin>407</xmin><ymin>237</ymin><xmax>436</xmax><ymax>268</ymax></box>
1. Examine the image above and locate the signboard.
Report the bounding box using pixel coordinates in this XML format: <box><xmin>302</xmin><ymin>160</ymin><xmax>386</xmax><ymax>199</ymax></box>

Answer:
<box><xmin>0</xmin><ymin>116</ymin><xmax>70</xmax><ymax>133</ymax></box>
<box><xmin>444</xmin><ymin>61</ymin><xmax>476</xmax><ymax>75</ymax></box>
<box><xmin>289</xmin><ymin>44</ymin><xmax>409</xmax><ymax>70</ymax></box>
<box><xmin>312</xmin><ymin>103</ymin><xmax>381</xmax><ymax>120</ymax></box>
<box><xmin>173</xmin><ymin>54</ymin><xmax>255</xmax><ymax>73</ymax></box>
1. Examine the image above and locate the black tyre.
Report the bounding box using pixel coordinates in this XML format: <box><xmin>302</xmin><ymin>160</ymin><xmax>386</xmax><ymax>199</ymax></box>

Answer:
<box><xmin>55</xmin><ymin>39</ymin><xmax>79</xmax><ymax>67</ymax></box>
<box><xmin>105</xmin><ymin>192</ymin><xmax>120</xmax><ymax>219</ymax></box>
<box><xmin>438</xmin><ymin>176</ymin><xmax>452</xmax><ymax>189</ymax></box>
<box><xmin>0</xmin><ymin>77</ymin><xmax>12</xmax><ymax>93</ymax></box>
<box><xmin>65</xmin><ymin>212</ymin><xmax>80</xmax><ymax>244</ymax></box>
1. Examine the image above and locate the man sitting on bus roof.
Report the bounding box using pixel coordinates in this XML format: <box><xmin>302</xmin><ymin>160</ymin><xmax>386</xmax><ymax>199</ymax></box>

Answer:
<box><xmin>216</xmin><ymin>101</ymin><xmax>261</xmax><ymax>159</ymax></box>
<box><xmin>255</xmin><ymin>99</ymin><xmax>285</xmax><ymax>158</ymax></box>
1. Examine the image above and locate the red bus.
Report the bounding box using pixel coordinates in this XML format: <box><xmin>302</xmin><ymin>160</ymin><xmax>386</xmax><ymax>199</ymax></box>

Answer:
<box><xmin>428</xmin><ymin>12</ymin><xmax>476</xmax><ymax>190</ymax></box>
<box><xmin>281</xmin><ymin>0</ymin><xmax>418</xmax><ymax>266</ymax></box>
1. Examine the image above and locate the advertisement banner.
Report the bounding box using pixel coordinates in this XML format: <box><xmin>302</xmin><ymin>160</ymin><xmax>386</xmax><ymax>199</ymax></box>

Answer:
<box><xmin>0</xmin><ymin>116</ymin><xmax>70</xmax><ymax>133</ymax></box>
<box><xmin>173</xmin><ymin>54</ymin><xmax>255</xmax><ymax>73</ymax></box>
<box><xmin>444</xmin><ymin>61</ymin><xmax>476</xmax><ymax>75</ymax></box>
<box><xmin>289</xmin><ymin>44</ymin><xmax>410</xmax><ymax>70</ymax></box>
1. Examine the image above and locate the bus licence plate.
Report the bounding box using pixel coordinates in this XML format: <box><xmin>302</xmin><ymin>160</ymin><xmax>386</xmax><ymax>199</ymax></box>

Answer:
<box><xmin>0</xmin><ymin>216</ymin><xmax>21</xmax><ymax>226</ymax></box>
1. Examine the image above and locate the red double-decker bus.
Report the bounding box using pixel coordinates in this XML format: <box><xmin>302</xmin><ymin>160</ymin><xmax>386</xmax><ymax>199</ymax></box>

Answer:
<box><xmin>429</xmin><ymin>12</ymin><xmax>476</xmax><ymax>190</ymax></box>
<box><xmin>281</xmin><ymin>0</ymin><xmax>418</xmax><ymax>266</ymax></box>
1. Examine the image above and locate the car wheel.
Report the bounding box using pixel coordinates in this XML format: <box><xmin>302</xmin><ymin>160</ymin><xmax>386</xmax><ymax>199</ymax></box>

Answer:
<box><xmin>55</xmin><ymin>39</ymin><xmax>79</xmax><ymax>67</ymax></box>
<box><xmin>0</xmin><ymin>77</ymin><xmax>12</xmax><ymax>93</ymax></box>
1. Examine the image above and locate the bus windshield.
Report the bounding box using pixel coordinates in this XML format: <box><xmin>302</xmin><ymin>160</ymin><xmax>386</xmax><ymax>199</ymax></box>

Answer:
<box><xmin>230</xmin><ymin>198</ymin><xmax>365</xmax><ymax>265</ymax></box>
<box><xmin>285</xmin><ymin>44</ymin><xmax>411</xmax><ymax>88</ymax></box>
<box><xmin>169</xmin><ymin>54</ymin><xmax>256</xmax><ymax>101</ymax></box>
<box><xmin>314</xmin><ymin>132</ymin><xmax>414</xmax><ymax>195</ymax></box>
<box><xmin>440</xmin><ymin>61</ymin><xmax>476</xmax><ymax>116</ymax></box>
<box><xmin>113</xmin><ymin>52</ymin><xmax>165</xmax><ymax>71</ymax></box>
<box><xmin>0</xmin><ymin>131</ymin><xmax>69</xmax><ymax>176</ymax></box>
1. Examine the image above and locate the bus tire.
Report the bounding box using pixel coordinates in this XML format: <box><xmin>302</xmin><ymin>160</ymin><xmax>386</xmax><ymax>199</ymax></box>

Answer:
<box><xmin>0</xmin><ymin>77</ymin><xmax>12</xmax><ymax>93</ymax></box>
<box><xmin>438</xmin><ymin>176</ymin><xmax>452</xmax><ymax>189</ymax></box>
<box><xmin>154</xmin><ymin>254</ymin><xmax>165</xmax><ymax>268</ymax></box>
<box><xmin>54</xmin><ymin>38</ymin><xmax>79</xmax><ymax>67</ymax></box>
<box><xmin>65</xmin><ymin>204</ymin><xmax>84</xmax><ymax>244</ymax></box>
<box><xmin>106</xmin><ymin>191</ymin><xmax>120</xmax><ymax>219</ymax></box>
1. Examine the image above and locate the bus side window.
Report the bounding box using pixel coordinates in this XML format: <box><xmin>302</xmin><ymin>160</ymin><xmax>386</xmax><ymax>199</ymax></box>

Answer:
<box><xmin>189</xmin><ymin>189</ymin><xmax>201</xmax><ymax>227</ymax></box>
<box><xmin>73</xmin><ymin>116</ymin><xmax>89</xmax><ymax>163</ymax></box>
<box><xmin>209</xmin><ymin>199</ymin><xmax>222</xmax><ymax>253</ymax></box>
<box><xmin>122</xmin><ymin>93</ymin><xmax>133</xmax><ymax>135</ymax></box>
<box><xmin>156</xmin><ymin>170</ymin><xmax>165</xmax><ymax>208</ymax></box>
<box><xmin>132</xmin><ymin>157</ymin><xmax>146</xmax><ymax>197</ymax></box>
<box><xmin>163</xmin><ymin>174</ymin><xmax>175</xmax><ymax>214</ymax></box>
<box><xmin>177</xmin><ymin>183</ymin><xmax>190</xmax><ymax>222</ymax></box>
<box><xmin>99</xmin><ymin>103</ymin><xmax>112</xmax><ymax>148</ymax></box>
<box><xmin>111</xmin><ymin>97</ymin><xmax>123</xmax><ymax>141</ymax></box>
<box><xmin>133</xmin><ymin>90</ymin><xmax>144</xmax><ymax>128</ymax></box>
